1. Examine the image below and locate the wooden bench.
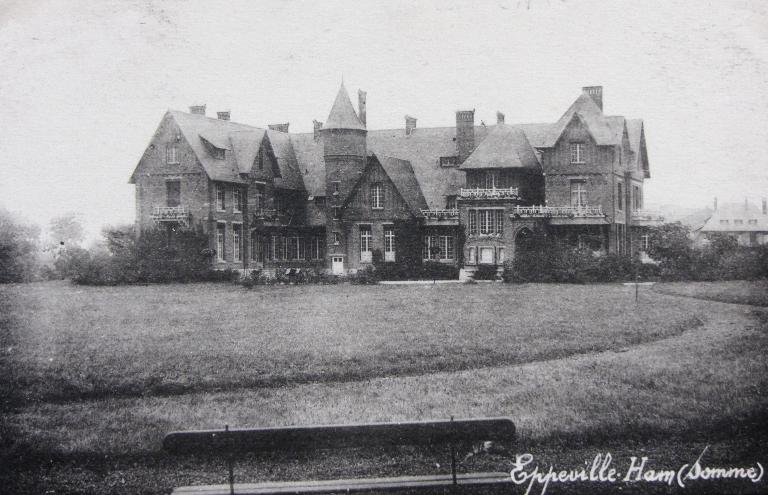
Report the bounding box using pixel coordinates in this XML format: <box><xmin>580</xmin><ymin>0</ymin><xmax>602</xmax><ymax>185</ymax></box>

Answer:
<box><xmin>164</xmin><ymin>417</ymin><xmax>515</xmax><ymax>495</ymax></box>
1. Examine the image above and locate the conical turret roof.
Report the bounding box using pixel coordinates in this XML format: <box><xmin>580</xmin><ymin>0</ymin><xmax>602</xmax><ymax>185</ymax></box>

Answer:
<box><xmin>323</xmin><ymin>83</ymin><xmax>366</xmax><ymax>131</ymax></box>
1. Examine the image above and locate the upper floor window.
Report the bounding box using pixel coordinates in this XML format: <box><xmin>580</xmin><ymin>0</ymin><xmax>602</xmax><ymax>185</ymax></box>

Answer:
<box><xmin>332</xmin><ymin>206</ymin><xmax>341</xmax><ymax>220</ymax></box>
<box><xmin>616</xmin><ymin>182</ymin><xmax>623</xmax><ymax>211</ymax></box>
<box><xmin>468</xmin><ymin>209</ymin><xmax>504</xmax><ymax>235</ymax></box>
<box><xmin>446</xmin><ymin>196</ymin><xmax>457</xmax><ymax>210</ymax></box>
<box><xmin>734</xmin><ymin>219</ymin><xmax>743</xmax><ymax>225</ymax></box>
<box><xmin>216</xmin><ymin>183</ymin><xmax>226</xmax><ymax>211</ymax></box>
<box><xmin>233</xmin><ymin>187</ymin><xmax>243</xmax><ymax>212</ymax></box>
<box><xmin>332</xmin><ymin>181</ymin><xmax>341</xmax><ymax>196</ymax></box>
<box><xmin>720</xmin><ymin>219</ymin><xmax>729</xmax><ymax>225</ymax></box>
<box><xmin>570</xmin><ymin>180</ymin><xmax>587</xmax><ymax>207</ymax></box>
<box><xmin>484</xmin><ymin>170</ymin><xmax>499</xmax><ymax>189</ymax></box>
<box><xmin>371</xmin><ymin>183</ymin><xmax>384</xmax><ymax>209</ymax></box>
<box><xmin>253</xmin><ymin>184</ymin><xmax>264</xmax><ymax>214</ymax></box>
<box><xmin>166</xmin><ymin>144</ymin><xmax>180</xmax><ymax>164</ymax></box>
<box><xmin>748</xmin><ymin>219</ymin><xmax>758</xmax><ymax>225</ymax></box>
<box><xmin>333</xmin><ymin>232</ymin><xmax>341</xmax><ymax>245</ymax></box>
<box><xmin>570</xmin><ymin>143</ymin><xmax>585</xmax><ymax>164</ymax></box>
<box><xmin>166</xmin><ymin>180</ymin><xmax>180</xmax><ymax>207</ymax></box>
<box><xmin>632</xmin><ymin>185</ymin><xmax>640</xmax><ymax>210</ymax></box>
<box><xmin>440</xmin><ymin>156</ymin><xmax>458</xmax><ymax>167</ymax></box>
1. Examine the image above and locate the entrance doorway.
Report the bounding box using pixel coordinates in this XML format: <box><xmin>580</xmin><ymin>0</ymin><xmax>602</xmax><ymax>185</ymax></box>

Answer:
<box><xmin>332</xmin><ymin>256</ymin><xmax>344</xmax><ymax>275</ymax></box>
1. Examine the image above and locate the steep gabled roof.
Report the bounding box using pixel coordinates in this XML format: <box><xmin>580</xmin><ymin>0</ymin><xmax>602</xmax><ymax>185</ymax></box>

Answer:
<box><xmin>266</xmin><ymin>130</ymin><xmax>305</xmax><ymax>191</ymax></box>
<box><xmin>377</xmin><ymin>155</ymin><xmax>429</xmax><ymax>215</ymax></box>
<box><xmin>291</xmin><ymin>134</ymin><xmax>326</xmax><ymax>197</ymax></box>
<box><xmin>701</xmin><ymin>202</ymin><xmax>768</xmax><ymax>232</ymax></box>
<box><xmin>323</xmin><ymin>83</ymin><xmax>365</xmax><ymax>131</ymax></box>
<box><xmin>169</xmin><ymin>110</ymin><xmax>262</xmax><ymax>182</ymax></box>
<box><xmin>228</xmin><ymin>129</ymin><xmax>266</xmax><ymax>174</ymax></box>
<box><xmin>459</xmin><ymin>124</ymin><xmax>541</xmax><ymax>170</ymax></box>
<box><xmin>626</xmin><ymin>119</ymin><xmax>650</xmax><ymax>177</ymax></box>
<box><xmin>542</xmin><ymin>93</ymin><xmax>618</xmax><ymax>147</ymax></box>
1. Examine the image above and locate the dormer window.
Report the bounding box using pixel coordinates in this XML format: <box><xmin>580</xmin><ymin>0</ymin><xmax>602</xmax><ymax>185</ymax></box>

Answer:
<box><xmin>440</xmin><ymin>156</ymin><xmax>458</xmax><ymax>167</ymax></box>
<box><xmin>166</xmin><ymin>144</ymin><xmax>180</xmax><ymax>164</ymax></box>
<box><xmin>570</xmin><ymin>142</ymin><xmax>585</xmax><ymax>164</ymax></box>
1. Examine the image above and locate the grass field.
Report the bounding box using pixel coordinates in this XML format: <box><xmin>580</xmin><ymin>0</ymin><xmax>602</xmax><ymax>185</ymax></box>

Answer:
<box><xmin>1</xmin><ymin>280</ymin><xmax>766</xmax><ymax>494</ymax></box>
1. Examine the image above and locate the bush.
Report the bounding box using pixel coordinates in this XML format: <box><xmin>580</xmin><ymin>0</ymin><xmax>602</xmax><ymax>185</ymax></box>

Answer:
<box><xmin>349</xmin><ymin>266</ymin><xmax>379</xmax><ymax>285</ymax></box>
<box><xmin>473</xmin><ymin>264</ymin><xmax>499</xmax><ymax>281</ymax></box>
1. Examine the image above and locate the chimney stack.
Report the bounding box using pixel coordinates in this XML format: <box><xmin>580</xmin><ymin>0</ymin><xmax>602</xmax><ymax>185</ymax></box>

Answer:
<box><xmin>762</xmin><ymin>198</ymin><xmax>767</xmax><ymax>215</ymax></box>
<box><xmin>189</xmin><ymin>104</ymin><xmax>206</xmax><ymax>116</ymax></box>
<box><xmin>268</xmin><ymin>123</ymin><xmax>290</xmax><ymax>133</ymax></box>
<box><xmin>313</xmin><ymin>120</ymin><xmax>323</xmax><ymax>141</ymax></box>
<box><xmin>358</xmin><ymin>90</ymin><xmax>367</xmax><ymax>127</ymax></box>
<box><xmin>745</xmin><ymin>197</ymin><xmax>749</xmax><ymax>211</ymax></box>
<box><xmin>582</xmin><ymin>86</ymin><xmax>603</xmax><ymax>111</ymax></box>
<box><xmin>216</xmin><ymin>111</ymin><xmax>230</xmax><ymax>121</ymax></box>
<box><xmin>496</xmin><ymin>111</ymin><xmax>505</xmax><ymax>124</ymax></box>
<box><xmin>714</xmin><ymin>197</ymin><xmax>718</xmax><ymax>211</ymax></box>
<box><xmin>456</xmin><ymin>109</ymin><xmax>475</xmax><ymax>163</ymax></box>
<box><xmin>405</xmin><ymin>115</ymin><xmax>417</xmax><ymax>136</ymax></box>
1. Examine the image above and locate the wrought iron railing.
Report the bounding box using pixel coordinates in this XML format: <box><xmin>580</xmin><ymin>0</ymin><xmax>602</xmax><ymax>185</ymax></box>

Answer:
<box><xmin>510</xmin><ymin>205</ymin><xmax>605</xmax><ymax>218</ymax></box>
<box><xmin>420</xmin><ymin>209</ymin><xmax>459</xmax><ymax>218</ymax></box>
<box><xmin>631</xmin><ymin>210</ymin><xmax>665</xmax><ymax>223</ymax></box>
<box><xmin>151</xmin><ymin>206</ymin><xmax>190</xmax><ymax>225</ymax></box>
<box><xmin>459</xmin><ymin>187</ymin><xmax>519</xmax><ymax>200</ymax></box>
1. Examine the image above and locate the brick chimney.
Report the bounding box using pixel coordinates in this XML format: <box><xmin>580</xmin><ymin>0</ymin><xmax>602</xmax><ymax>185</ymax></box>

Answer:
<box><xmin>216</xmin><ymin>111</ymin><xmax>230</xmax><ymax>121</ymax></box>
<box><xmin>405</xmin><ymin>115</ymin><xmax>417</xmax><ymax>136</ymax></box>
<box><xmin>456</xmin><ymin>109</ymin><xmax>475</xmax><ymax>163</ymax></box>
<box><xmin>268</xmin><ymin>123</ymin><xmax>289</xmax><ymax>133</ymax></box>
<box><xmin>496</xmin><ymin>111</ymin><xmax>505</xmax><ymax>124</ymax></box>
<box><xmin>745</xmin><ymin>197</ymin><xmax>749</xmax><ymax>211</ymax></box>
<box><xmin>763</xmin><ymin>198</ymin><xmax>767</xmax><ymax>215</ymax></box>
<box><xmin>714</xmin><ymin>197</ymin><xmax>718</xmax><ymax>211</ymax></box>
<box><xmin>313</xmin><ymin>120</ymin><xmax>323</xmax><ymax>141</ymax></box>
<box><xmin>582</xmin><ymin>86</ymin><xmax>603</xmax><ymax>111</ymax></box>
<box><xmin>189</xmin><ymin>104</ymin><xmax>206</xmax><ymax>116</ymax></box>
<box><xmin>358</xmin><ymin>90</ymin><xmax>367</xmax><ymax>127</ymax></box>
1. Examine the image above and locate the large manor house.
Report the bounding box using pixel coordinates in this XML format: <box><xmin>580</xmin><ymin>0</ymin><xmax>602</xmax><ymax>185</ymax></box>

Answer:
<box><xmin>129</xmin><ymin>84</ymin><xmax>657</xmax><ymax>276</ymax></box>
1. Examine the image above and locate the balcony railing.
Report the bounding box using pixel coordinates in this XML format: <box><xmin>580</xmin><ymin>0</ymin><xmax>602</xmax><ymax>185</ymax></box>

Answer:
<box><xmin>151</xmin><ymin>206</ymin><xmax>190</xmax><ymax>225</ymax></box>
<box><xmin>459</xmin><ymin>187</ymin><xmax>519</xmax><ymax>200</ymax></box>
<box><xmin>420</xmin><ymin>209</ymin><xmax>459</xmax><ymax>218</ymax></box>
<box><xmin>510</xmin><ymin>205</ymin><xmax>605</xmax><ymax>218</ymax></box>
<box><xmin>632</xmin><ymin>210</ymin><xmax>665</xmax><ymax>223</ymax></box>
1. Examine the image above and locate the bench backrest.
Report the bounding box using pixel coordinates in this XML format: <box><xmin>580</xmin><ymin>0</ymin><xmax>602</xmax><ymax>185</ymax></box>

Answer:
<box><xmin>163</xmin><ymin>417</ymin><xmax>515</xmax><ymax>454</ymax></box>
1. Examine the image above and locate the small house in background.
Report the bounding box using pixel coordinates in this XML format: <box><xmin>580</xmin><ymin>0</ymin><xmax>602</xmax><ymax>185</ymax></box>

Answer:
<box><xmin>699</xmin><ymin>198</ymin><xmax>768</xmax><ymax>247</ymax></box>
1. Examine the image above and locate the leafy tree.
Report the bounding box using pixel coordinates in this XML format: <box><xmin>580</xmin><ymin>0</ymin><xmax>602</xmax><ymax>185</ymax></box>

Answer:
<box><xmin>48</xmin><ymin>212</ymin><xmax>85</xmax><ymax>248</ymax></box>
<box><xmin>0</xmin><ymin>208</ymin><xmax>41</xmax><ymax>283</ymax></box>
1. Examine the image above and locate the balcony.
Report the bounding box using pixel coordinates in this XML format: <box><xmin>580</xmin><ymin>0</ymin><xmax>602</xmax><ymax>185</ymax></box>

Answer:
<box><xmin>420</xmin><ymin>209</ymin><xmax>460</xmax><ymax>226</ymax></box>
<box><xmin>631</xmin><ymin>209</ymin><xmax>665</xmax><ymax>226</ymax></box>
<box><xmin>151</xmin><ymin>206</ymin><xmax>190</xmax><ymax>226</ymax></box>
<box><xmin>459</xmin><ymin>187</ymin><xmax>519</xmax><ymax>201</ymax></box>
<box><xmin>509</xmin><ymin>205</ymin><xmax>607</xmax><ymax>225</ymax></box>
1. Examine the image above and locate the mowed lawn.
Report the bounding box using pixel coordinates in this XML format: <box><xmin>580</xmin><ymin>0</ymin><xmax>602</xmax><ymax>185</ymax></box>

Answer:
<box><xmin>1</xmin><ymin>280</ymin><xmax>766</xmax><ymax>494</ymax></box>
<box><xmin>1</xmin><ymin>281</ymin><xmax>703</xmax><ymax>403</ymax></box>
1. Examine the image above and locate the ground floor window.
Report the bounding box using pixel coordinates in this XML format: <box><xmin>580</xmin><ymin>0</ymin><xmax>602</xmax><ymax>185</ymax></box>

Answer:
<box><xmin>232</xmin><ymin>224</ymin><xmax>242</xmax><ymax>262</ymax></box>
<box><xmin>216</xmin><ymin>223</ymin><xmax>226</xmax><ymax>261</ymax></box>
<box><xmin>251</xmin><ymin>233</ymin><xmax>265</xmax><ymax>262</ymax></box>
<box><xmin>384</xmin><ymin>227</ymin><xmax>395</xmax><ymax>262</ymax></box>
<box><xmin>423</xmin><ymin>234</ymin><xmax>454</xmax><ymax>261</ymax></box>
<box><xmin>360</xmin><ymin>225</ymin><xmax>372</xmax><ymax>263</ymax></box>
<box><xmin>640</xmin><ymin>234</ymin><xmax>650</xmax><ymax>251</ymax></box>
<box><xmin>310</xmin><ymin>236</ymin><xmax>325</xmax><ymax>260</ymax></box>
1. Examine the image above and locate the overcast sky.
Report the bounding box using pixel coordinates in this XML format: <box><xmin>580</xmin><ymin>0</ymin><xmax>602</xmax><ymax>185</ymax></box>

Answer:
<box><xmin>1</xmin><ymin>0</ymin><xmax>766</xmax><ymax>240</ymax></box>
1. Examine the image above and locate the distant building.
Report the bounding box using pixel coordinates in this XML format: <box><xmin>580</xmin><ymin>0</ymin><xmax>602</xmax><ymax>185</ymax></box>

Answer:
<box><xmin>699</xmin><ymin>198</ymin><xmax>768</xmax><ymax>247</ymax></box>
<box><xmin>129</xmin><ymin>84</ymin><xmax>659</xmax><ymax>276</ymax></box>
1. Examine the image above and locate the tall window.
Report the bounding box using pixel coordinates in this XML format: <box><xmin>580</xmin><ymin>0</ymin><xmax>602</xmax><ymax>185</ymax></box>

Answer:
<box><xmin>484</xmin><ymin>170</ymin><xmax>499</xmax><ymax>189</ymax></box>
<box><xmin>286</xmin><ymin>236</ymin><xmax>300</xmax><ymax>260</ymax></box>
<box><xmin>468</xmin><ymin>247</ymin><xmax>476</xmax><ymax>264</ymax></box>
<box><xmin>310</xmin><ymin>237</ymin><xmax>325</xmax><ymax>260</ymax></box>
<box><xmin>166</xmin><ymin>180</ymin><xmax>180</xmax><ymax>207</ymax></box>
<box><xmin>468</xmin><ymin>210</ymin><xmax>477</xmax><ymax>235</ymax></box>
<box><xmin>216</xmin><ymin>183</ymin><xmax>226</xmax><ymax>211</ymax></box>
<box><xmin>640</xmin><ymin>235</ymin><xmax>650</xmax><ymax>251</ymax></box>
<box><xmin>633</xmin><ymin>185</ymin><xmax>640</xmax><ymax>210</ymax></box>
<box><xmin>468</xmin><ymin>209</ymin><xmax>502</xmax><ymax>235</ymax></box>
<box><xmin>251</xmin><ymin>233</ymin><xmax>264</xmax><ymax>262</ymax></box>
<box><xmin>232</xmin><ymin>224</ymin><xmax>242</xmax><ymax>262</ymax></box>
<box><xmin>166</xmin><ymin>144</ymin><xmax>180</xmax><ymax>164</ymax></box>
<box><xmin>332</xmin><ymin>206</ymin><xmax>340</xmax><ymax>219</ymax></box>
<box><xmin>570</xmin><ymin>142</ymin><xmax>585</xmax><ymax>164</ymax></box>
<box><xmin>617</xmin><ymin>182</ymin><xmax>623</xmax><ymax>211</ymax></box>
<box><xmin>371</xmin><ymin>183</ymin><xmax>384</xmax><ymax>209</ymax></box>
<box><xmin>216</xmin><ymin>223</ymin><xmax>226</xmax><ymax>261</ymax></box>
<box><xmin>384</xmin><ymin>227</ymin><xmax>395</xmax><ymax>262</ymax></box>
<box><xmin>233</xmin><ymin>187</ymin><xmax>243</xmax><ymax>212</ymax></box>
<box><xmin>446</xmin><ymin>196</ymin><xmax>457</xmax><ymax>210</ymax></box>
<box><xmin>360</xmin><ymin>225</ymin><xmax>372</xmax><ymax>262</ymax></box>
<box><xmin>253</xmin><ymin>184</ymin><xmax>264</xmax><ymax>214</ymax></box>
<box><xmin>570</xmin><ymin>180</ymin><xmax>587</xmax><ymax>207</ymax></box>
<box><xmin>333</xmin><ymin>232</ymin><xmax>341</xmax><ymax>245</ymax></box>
